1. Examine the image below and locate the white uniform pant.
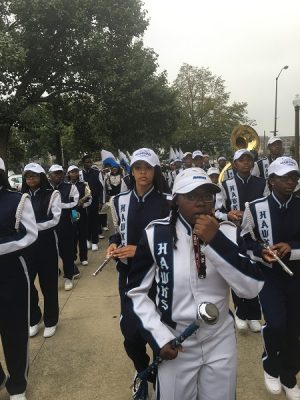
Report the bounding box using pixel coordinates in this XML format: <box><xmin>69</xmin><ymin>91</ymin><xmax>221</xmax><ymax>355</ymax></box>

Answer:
<box><xmin>156</xmin><ymin>317</ymin><xmax>236</xmax><ymax>400</ymax></box>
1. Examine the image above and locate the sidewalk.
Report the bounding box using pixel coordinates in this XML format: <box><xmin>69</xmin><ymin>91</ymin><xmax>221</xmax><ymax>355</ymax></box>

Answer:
<box><xmin>0</xmin><ymin>229</ymin><xmax>293</xmax><ymax>399</ymax></box>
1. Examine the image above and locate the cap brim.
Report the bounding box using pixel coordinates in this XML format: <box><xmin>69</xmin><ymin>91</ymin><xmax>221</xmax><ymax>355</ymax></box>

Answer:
<box><xmin>270</xmin><ymin>167</ymin><xmax>300</xmax><ymax>177</ymax></box>
<box><xmin>174</xmin><ymin>182</ymin><xmax>221</xmax><ymax>196</ymax></box>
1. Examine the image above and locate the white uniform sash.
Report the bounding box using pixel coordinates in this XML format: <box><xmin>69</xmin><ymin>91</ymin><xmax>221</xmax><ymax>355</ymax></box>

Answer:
<box><xmin>254</xmin><ymin>200</ymin><xmax>273</xmax><ymax>246</ymax></box>
<box><xmin>262</xmin><ymin>158</ymin><xmax>269</xmax><ymax>179</ymax></box>
<box><xmin>226</xmin><ymin>179</ymin><xmax>240</xmax><ymax>210</ymax></box>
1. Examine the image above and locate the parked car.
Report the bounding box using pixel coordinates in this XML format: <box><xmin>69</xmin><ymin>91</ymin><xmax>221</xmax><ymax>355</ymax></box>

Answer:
<box><xmin>8</xmin><ymin>174</ymin><xmax>23</xmax><ymax>191</ymax></box>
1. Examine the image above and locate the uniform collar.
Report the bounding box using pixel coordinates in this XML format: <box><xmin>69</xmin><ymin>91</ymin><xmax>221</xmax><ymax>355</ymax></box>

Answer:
<box><xmin>178</xmin><ymin>213</ymin><xmax>193</xmax><ymax>236</ymax></box>
<box><xmin>236</xmin><ymin>173</ymin><xmax>252</xmax><ymax>184</ymax></box>
<box><xmin>133</xmin><ymin>185</ymin><xmax>154</xmax><ymax>202</ymax></box>
<box><xmin>271</xmin><ymin>192</ymin><xmax>293</xmax><ymax>209</ymax></box>
<box><xmin>29</xmin><ymin>188</ymin><xmax>41</xmax><ymax>197</ymax></box>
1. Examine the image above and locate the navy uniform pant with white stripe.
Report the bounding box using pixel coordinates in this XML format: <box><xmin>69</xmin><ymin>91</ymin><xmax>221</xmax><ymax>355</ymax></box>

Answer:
<box><xmin>118</xmin><ymin>264</ymin><xmax>150</xmax><ymax>373</ymax></box>
<box><xmin>26</xmin><ymin>230</ymin><xmax>59</xmax><ymax>327</ymax></box>
<box><xmin>0</xmin><ymin>254</ymin><xmax>29</xmax><ymax>395</ymax></box>
<box><xmin>259</xmin><ymin>271</ymin><xmax>300</xmax><ymax>388</ymax></box>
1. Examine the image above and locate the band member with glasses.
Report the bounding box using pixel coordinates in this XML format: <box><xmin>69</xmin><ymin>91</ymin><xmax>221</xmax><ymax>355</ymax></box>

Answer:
<box><xmin>217</xmin><ymin>149</ymin><xmax>269</xmax><ymax>333</ymax></box>
<box><xmin>106</xmin><ymin>148</ymin><xmax>170</xmax><ymax>399</ymax></box>
<box><xmin>241</xmin><ymin>157</ymin><xmax>300</xmax><ymax>400</ymax></box>
<box><xmin>126</xmin><ymin>168</ymin><xmax>264</xmax><ymax>400</ymax></box>
<box><xmin>0</xmin><ymin>158</ymin><xmax>38</xmax><ymax>400</ymax></box>
<box><xmin>21</xmin><ymin>163</ymin><xmax>61</xmax><ymax>338</ymax></box>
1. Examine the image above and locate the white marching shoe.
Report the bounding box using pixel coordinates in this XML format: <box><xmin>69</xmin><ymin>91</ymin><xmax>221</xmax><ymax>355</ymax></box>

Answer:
<box><xmin>81</xmin><ymin>260</ymin><xmax>88</xmax><ymax>266</ymax></box>
<box><xmin>282</xmin><ymin>384</ymin><xmax>300</xmax><ymax>400</ymax></box>
<box><xmin>263</xmin><ymin>371</ymin><xmax>282</xmax><ymax>395</ymax></box>
<box><xmin>87</xmin><ymin>240</ymin><xmax>91</xmax><ymax>250</ymax></box>
<box><xmin>29</xmin><ymin>322</ymin><xmax>42</xmax><ymax>337</ymax></box>
<box><xmin>92</xmin><ymin>244</ymin><xmax>98</xmax><ymax>251</ymax></box>
<box><xmin>64</xmin><ymin>278</ymin><xmax>73</xmax><ymax>291</ymax></box>
<box><xmin>10</xmin><ymin>393</ymin><xmax>27</xmax><ymax>400</ymax></box>
<box><xmin>234</xmin><ymin>315</ymin><xmax>248</xmax><ymax>332</ymax></box>
<box><xmin>43</xmin><ymin>326</ymin><xmax>57</xmax><ymax>338</ymax></box>
<box><xmin>247</xmin><ymin>320</ymin><xmax>261</xmax><ymax>332</ymax></box>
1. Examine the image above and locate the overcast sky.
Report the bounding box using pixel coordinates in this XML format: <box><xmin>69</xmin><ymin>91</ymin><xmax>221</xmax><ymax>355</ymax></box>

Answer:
<box><xmin>142</xmin><ymin>0</ymin><xmax>300</xmax><ymax>138</ymax></box>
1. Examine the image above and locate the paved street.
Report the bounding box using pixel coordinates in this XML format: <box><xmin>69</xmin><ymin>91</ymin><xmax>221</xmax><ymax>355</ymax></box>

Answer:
<box><xmin>0</xmin><ymin>227</ymin><xmax>297</xmax><ymax>400</ymax></box>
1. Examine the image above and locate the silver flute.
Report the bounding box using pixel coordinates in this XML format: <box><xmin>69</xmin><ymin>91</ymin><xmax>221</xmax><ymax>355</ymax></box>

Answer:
<box><xmin>92</xmin><ymin>254</ymin><xmax>115</xmax><ymax>276</ymax></box>
<box><xmin>92</xmin><ymin>245</ymin><xmax>123</xmax><ymax>277</ymax></box>
<box><xmin>261</xmin><ymin>242</ymin><xmax>294</xmax><ymax>277</ymax></box>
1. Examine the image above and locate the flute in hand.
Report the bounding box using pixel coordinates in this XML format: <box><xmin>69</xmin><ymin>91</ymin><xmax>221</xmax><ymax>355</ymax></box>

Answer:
<box><xmin>92</xmin><ymin>245</ymin><xmax>123</xmax><ymax>277</ymax></box>
<box><xmin>261</xmin><ymin>242</ymin><xmax>294</xmax><ymax>277</ymax></box>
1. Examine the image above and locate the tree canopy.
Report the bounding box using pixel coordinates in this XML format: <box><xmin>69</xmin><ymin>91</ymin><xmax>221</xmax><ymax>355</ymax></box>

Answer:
<box><xmin>172</xmin><ymin>63</ymin><xmax>255</xmax><ymax>156</ymax></box>
<box><xmin>0</xmin><ymin>0</ymin><xmax>177</xmax><ymax>166</ymax></box>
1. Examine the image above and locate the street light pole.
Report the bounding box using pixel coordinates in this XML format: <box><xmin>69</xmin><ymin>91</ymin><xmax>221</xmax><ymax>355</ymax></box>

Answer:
<box><xmin>293</xmin><ymin>94</ymin><xmax>300</xmax><ymax>164</ymax></box>
<box><xmin>274</xmin><ymin>65</ymin><xmax>289</xmax><ymax>136</ymax></box>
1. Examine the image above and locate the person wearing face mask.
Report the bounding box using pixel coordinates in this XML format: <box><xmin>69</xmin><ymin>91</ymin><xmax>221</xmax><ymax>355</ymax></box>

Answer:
<box><xmin>126</xmin><ymin>168</ymin><xmax>264</xmax><ymax>400</ymax></box>
<box><xmin>106</xmin><ymin>148</ymin><xmax>171</xmax><ymax>399</ymax></box>
<box><xmin>241</xmin><ymin>157</ymin><xmax>300</xmax><ymax>400</ymax></box>
<box><xmin>22</xmin><ymin>163</ymin><xmax>61</xmax><ymax>338</ymax></box>
<box><xmin>0</xmin><ymin>158</ymin><xmax>38</xmax><ymax>400</ymax></box>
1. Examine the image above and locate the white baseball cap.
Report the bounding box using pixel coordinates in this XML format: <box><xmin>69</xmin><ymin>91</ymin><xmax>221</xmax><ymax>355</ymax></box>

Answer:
<box><xmin>192</xmin><ymin>150</ymin><xmax>203</xmax><ymax>159</ymax></box>
<box><xmin>207</xmin><ymin>167</ymin><xmax>220</xmax><ymax>176</ymax></box>
<box><xmin>172</xmin><ymin>167</ymin><xmax>221</xmax><ymax>197</ymax></box>
<box><xmin>0</xmin><ymin>158</ymin><xmax>5</xmax><ymax>171</ymax></box>
<box><xmin>268</xmin><ymin>157</ymin><xmax>299</xmax><ymax>177</ymax></box>
<box><xmin>233</xmin><ymin>149</ymin><xmax>254</xmax><ymax>161</ymax></box>
<box><xmin>49</xmin><ymin>164</ymin><xmax>64</xmax><ymax>173</ymax></box>
<box><xmin>130</xmin><ymin>148</ymin><xmax>160</xmax><ymax>167</ymax></box>
<box><xmin>67</xmin><ymin>165</ymin><xmax>79</xmax><ymax>173</ymax></box>
<box><xmin>24</xmin><ymin>163</ymin><xmax>45</xmax><ymax>174</ymax></box>
<box><xmin>217</xmin><ymin>156</ymin><xmax>226</xmax><ymax>162</ymax></box>
<box><xmin>183</xmin><ymin>152</ymin><xmax>192</xmax><ymax>158</ymax></box>
<box><xmin>267</xmin><ymin>136</ymin><xmax>282</xmax><ymax>146</ymax></box>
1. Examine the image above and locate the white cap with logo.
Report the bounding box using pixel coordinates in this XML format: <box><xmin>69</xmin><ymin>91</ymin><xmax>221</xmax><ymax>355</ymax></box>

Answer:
<box><xmin>268</xmin><ymin>157</ymin><xmax>299</xmax><ymax>177</ymax></box>
<box><xmin>67</xmin><ymin>165</ymin><xmax>79</xmax><ymax>173</ymax></box>
<box><xmin>172</xmin><ymin>167</ymin><xmax>221</xmax><ymax>197</ymax></box>
<box><xmin>0</xmin><ymin>158</ymin><xmax>5</xmax><ymax>171</ymax></box>
<box><xmin>49</xmin><ymin>164</ymin><xmax>64</xmax><ymax>173</ymax></box>
<box><xmin>192</xmin><ymin>150</ymin><xmax>204</xmax><ymax>159</ymax></box>
<box><xmin>24</xmin><ymin>163</ymin><xmax>45</xmax><ymax>174</ymax></box>
<box><xmin>233</xmin><ymin>149</ymin><xmax>254</xmax><ymax>161</ymax></box>
<box><xmin>267</xmin><ymin>136</ymin><xmax>282</xmax><ymax>146</ymax></box>
<box><xmin>130</xmin><ymin>148</ymin><xmax>160</xmax><ymax>167</ymax></box>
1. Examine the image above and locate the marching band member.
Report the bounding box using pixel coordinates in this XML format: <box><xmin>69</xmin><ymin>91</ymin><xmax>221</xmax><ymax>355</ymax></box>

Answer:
<box><xmin>106</xmin><ymin>148</ymin><xmax>170</xmax><ymax>399</ymax></box>
<box><xmin>0</xmin><ymin>158</ymin><xmax>38</xmax><ymax>400</ymax></box>
<box><xmin>126</xmin><ymin>168</ymin><xmax>264</xmax><ymax>400</ymax></box>
<box><xmin>241</xmin><ymin>157</ymin><xmax>300</xmax><ymax>400</ymax></box>
<box><xmin>81</xmin><ymin>155</ymin><xmax>104</xmax><ymax>251</ymax></box>
<box><xmin>192</xmin><ymin>150</ymin><xmax>204</xmax><ymax>168</ymax></box>
<box><xmin>48</xmin><ymin>164</ymin><xmax>79</xmax><ymax>291</ymax></box>
<box><xmin>67</xmin><ymin>165</ymin><xmax>92</xmax><ymax>266</ymax></box>
<box><xmin>218</xmin><ymin>149</ymin><xmax>269</xmax><ymax>333</ymax></box>
<box><xmin>252</xmin><ymin>136</ymin><xmax>284</xmax><ymax>179</ymax></box>
<box><xmin>22</xmin><ymin>163</ymin><xmax>61</xmax><ymax>338</ymax></box>
<box><xmin>182</xmin><ymin>152</ymin><xmax>193</xmax><ymax>169</ymax></box>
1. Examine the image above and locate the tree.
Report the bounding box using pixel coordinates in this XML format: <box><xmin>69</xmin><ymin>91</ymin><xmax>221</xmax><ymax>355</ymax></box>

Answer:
<box><xmin>0</xmin><ymin>0</ymin><xmax>148</xmax><ymax>163</ymax></box>
<box><xmin>172</xmin><ymin>63</ymin><xmax>254</xmax><ymax>156</ymax></box>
